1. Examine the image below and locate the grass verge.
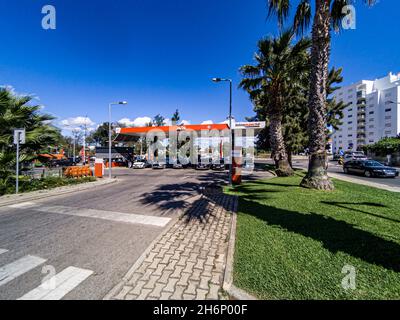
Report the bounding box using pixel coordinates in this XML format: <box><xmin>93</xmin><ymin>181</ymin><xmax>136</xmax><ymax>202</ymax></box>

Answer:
<box><xmin>227</xmin><ymin>172</ymin><xmax>400</xmax><ymax>299</ymax></box>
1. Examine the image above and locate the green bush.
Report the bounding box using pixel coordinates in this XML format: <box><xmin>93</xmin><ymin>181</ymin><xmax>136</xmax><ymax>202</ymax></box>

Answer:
<box><xmin>0</xmin><ymin>176</ymin><xmax>96</xmax><ymax>195</ymax></box>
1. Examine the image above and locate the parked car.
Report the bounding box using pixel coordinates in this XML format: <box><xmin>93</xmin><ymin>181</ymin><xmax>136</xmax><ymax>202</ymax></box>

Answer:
<box><xmin>343</xmin><ymin>160</ymin><xmax>399</xmax><ymax>178</ymax></box>
<box><xmin>152</xmin><ymin>162</ymin><xmax>166</xmax><ymax>169</ymax></box>
<box><xmin>211</xmin><ymin>162</ymin><xmax>225</xmax><ymax>171</ymax></box>
<box><xmin>49</xmin><ymin>159</ymin><xmax>73</xmax><ymax>167</ymax></box>
<box><xmin>173</xmin><ymin>163</ymin><xmax>183</xmax><ymax>169</ymax></box>
<box><xmin>196</xmin><ymin>163</ymin><xmax>210</xmax><ymax>170</ymax></box>
<box><xmin>343</xmin><ymin>151</ymin><xmax>368</xmax><ymax>163</ymax></box>
<box><xmin>132</xmin><ymin>160</ymin><xmax>146</xmax><ymax>169</ymax></box>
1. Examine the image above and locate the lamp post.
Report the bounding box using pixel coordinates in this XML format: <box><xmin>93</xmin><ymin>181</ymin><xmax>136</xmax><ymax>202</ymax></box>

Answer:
<box><xmin>109</xmin><ymin>101</ymin><xmax>128</xmax><ymax>179</ymax></box>
<box><xmin>212</xmin><ymin>77</ymin><xmax>233</xmax><ymax>185</ymax></box>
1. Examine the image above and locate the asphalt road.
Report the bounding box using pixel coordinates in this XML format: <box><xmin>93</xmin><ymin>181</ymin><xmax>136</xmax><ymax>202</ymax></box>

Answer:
<box><xmin>0</xmin><ymin>168</ymin><xmax>236</xmax><ymax>300</ymax></box>
<box><xmin>255</xmin><ymin>158</ymin><xmax>400</xmax><ymax>188</ymax></box>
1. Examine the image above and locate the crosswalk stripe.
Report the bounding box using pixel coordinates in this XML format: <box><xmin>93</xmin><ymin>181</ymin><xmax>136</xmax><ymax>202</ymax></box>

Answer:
<box><xmin>0</xmin><ymin>249</ymin><xmax>8</xmax><ymax>255</ymax></box>
<box><xmin>0</xmin><ymin>255</ymin><xmax>46</xmax><ymax>287</ymax></box>
<box><xmin>19</xmin><ymin>204</ymin><xmax>171</xmax><ymax>227</ymax></box>
<box><xmin>18</xmin><ymin>266</ymin><xmax>93</xmax><ymax>300</ymax></box>
<box><xmin>8</xmin><ymin>202</ymin><xmax>36</xmax><ymax>209</ymax></box>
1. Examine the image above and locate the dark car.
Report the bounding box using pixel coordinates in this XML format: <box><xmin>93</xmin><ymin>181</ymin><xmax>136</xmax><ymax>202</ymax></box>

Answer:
<box><xmin>211</xmin><ymin>162</ymin><xmax>225</xmax><ymax>171</ymax></box>
<box><xmin>49</xmin><ymin>159</ymin><xmax>73</xmax><ymax>167</ymax></box>
<box><xmin>343</xmin><ymin>160</ymin><xmax>399</xmax><ymax>178</ymax></box>
<box><xmin>196</xmin><ymin>162</ymin><xmax>210</xmax><ymax>170</ymax></box>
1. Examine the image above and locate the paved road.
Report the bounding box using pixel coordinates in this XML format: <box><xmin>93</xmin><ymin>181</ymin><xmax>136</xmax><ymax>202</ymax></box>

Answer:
<box><xmin>0</xmin><ymin>168</ymin><xmax>222</xmax><ymax>300</ymax></box>
<box><xmin>255</xmin><ymin>158</ymin><xmax>400</xmax><ymax>188</ymax></box>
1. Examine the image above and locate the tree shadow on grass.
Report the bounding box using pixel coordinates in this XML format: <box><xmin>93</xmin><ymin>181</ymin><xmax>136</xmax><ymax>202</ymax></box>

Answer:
<box><xmin>240</xmin><ymin>198</ymin><xmax>400</xmax><ymax>272</ymax></box>
<box><xmin>321</xmin><ymin>201</ymin><xmax>400</xmax><ymax>224</ymax></box>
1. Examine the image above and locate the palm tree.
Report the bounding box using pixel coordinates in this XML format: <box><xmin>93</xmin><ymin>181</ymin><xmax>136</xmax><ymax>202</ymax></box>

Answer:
<box><xmin>240</xmin><ymin>30</ymin><xmax>311</xmax><ymax>176</ymax></box>
<box><xmin>0</xmin><ymin>87</ymin><xmax>61</xmax><ymax>193</ymax></box>
<box><xmin>267</xmin><ymin>0</ymin><xmax>376</xmax><ymax>190</ymax></box>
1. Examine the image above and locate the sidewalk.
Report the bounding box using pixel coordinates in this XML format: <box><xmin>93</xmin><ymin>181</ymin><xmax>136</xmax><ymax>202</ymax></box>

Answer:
<box><xmin>105</xmin><ymin>186</ymin><xmax>237</xmax><ymax>300</ymax></box>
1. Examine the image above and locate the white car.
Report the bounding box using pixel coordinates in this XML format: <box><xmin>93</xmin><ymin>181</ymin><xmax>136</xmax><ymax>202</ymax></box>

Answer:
<box><xmin>132</xmin><ymin>161</ymin><xmax>146</xmax><ymax>169</ymax></box>
<box><xmin>343</xmin><ymin>151</ymin><xmax>368</xmax><ymax>163</ymax></box>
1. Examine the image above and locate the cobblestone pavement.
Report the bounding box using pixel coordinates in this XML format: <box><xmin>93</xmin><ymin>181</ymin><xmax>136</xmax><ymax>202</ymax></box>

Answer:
<box><xmin>105</xmin><ymin>187</ymin><xmax>237</xmax><ymax>300</ymax></box>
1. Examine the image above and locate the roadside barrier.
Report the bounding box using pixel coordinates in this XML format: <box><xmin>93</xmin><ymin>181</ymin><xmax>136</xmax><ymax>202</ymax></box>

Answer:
<box><xmin>64</xmin><ymin>166</ymin><xmax>93</xmax><ymax>178</ymax></box>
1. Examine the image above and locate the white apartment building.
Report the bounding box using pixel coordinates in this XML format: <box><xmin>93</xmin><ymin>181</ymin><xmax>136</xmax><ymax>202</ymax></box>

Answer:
<box><xmin>332</xmin><ymin>72</ymin><xmax>400</xmax><ymax>153</ymax></box>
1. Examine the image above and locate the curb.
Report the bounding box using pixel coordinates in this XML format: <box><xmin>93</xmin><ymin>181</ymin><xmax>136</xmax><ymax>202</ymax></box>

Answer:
<box><xmin>328</xmin><ymin>172</ymin><xmax>400</xmax><ymax>193</ymax></box>
<box><xmin>0</xmin><ymin>178</ymin><xmax>118</xmax><ymax>207</ymax></box>
<box><xmin>222</xmin><ymin>193</ymin><xmax>258</xmax><ymax>301</ymax></box>
<box><xmin>103</xmin><ymin>192</ymin><xmax>203</xmax><ymax>300</ymax></box>
<box><xmin>222</xmin><ymin>195</ymin><xmax>237</xmax><ymax>293</ymax></box>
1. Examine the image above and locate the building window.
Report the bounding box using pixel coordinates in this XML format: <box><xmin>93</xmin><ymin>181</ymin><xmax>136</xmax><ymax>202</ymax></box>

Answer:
<box><xmin>348</xmin><ymin>134</ymin><xmax>352</xmax><ymax>137</ymax></box>
<box><xmin>369</xmin><ymin>125</ymin><xmax>374</xmax><ymax>129</ymax></box>
<box><xmin>348</xmin><ymin>127</ymin><xmax>353</xmax><ymax>131</ymax></box>
<box><xmin>348</xmin><ymin>108</ymin><xmax>353</xmax><ymax>112</ymax></box>
<box><xmin>385</xmin><ymin>116</ymin><xmax>391</xmax><ymax>120</ymax></box>
<box><xmin>369</xmin><ymin>140</ymin><xmax>374</xmax><ymax>143</ymax></box>
<box><xmin>385</xmin><ymin>108</ymin><xmax>392</xmax><ymax>112</ymax></box>
<box><xmin>348</xmin><ymin>115</ymin><xmax>353</xmax><ymax>118</ymax></box>
<box><xmin>348</xmin><ymin>95</ymin><xmax>353</xmax><ymax>99</ymax></box>
<box><xmin>369</xmin><ymin>118</ymin><xmax>374</xmax><ymax>122</ymax></box>
<box><xmin>385</xmin><ymin>101</ymin><xmax>392</xmax><ymax>105</ymax></box>
<box><xmin>348</xmin><ymin>121</ymin><xmax>352</xmax><ymax>124</ymax></box>
<box><xmin>385</xmin><ymin>92</ymin><xmax>392</xmax><ymax>97</ymax></box>
<box><xmin>369</xmin><ymin>111</ymin><xmax>374</xmax><ymax>114</ymax></box>
<box><xmin>385</xmin><ymin>123</ymin><xmax>391</xmax><ymax>128</ymax></box>
<box><xmin>369</xmin><ymin>132</ymin><xmax>374</xmax><ymax>136</ymax></box>
<box><xmin>385</xmin><ymin>131</ymin><xmax>391</xmax><ymax>135</ymax></box>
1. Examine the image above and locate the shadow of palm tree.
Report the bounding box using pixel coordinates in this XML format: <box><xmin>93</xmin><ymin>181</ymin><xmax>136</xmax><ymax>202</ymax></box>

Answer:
<box><xmin>140</xmin><ymin>171</ymin><xmax>236</xmax><ymax>221</ymax></box>
<box><xmin>241</xmin><ymin>198</ymin><xmax>400</xmax><ymax>272</ymax></box>
<box><xmin>320</xmin><ymin>201</ymin><xmax>400</xmax><ymax>224</ymax></box>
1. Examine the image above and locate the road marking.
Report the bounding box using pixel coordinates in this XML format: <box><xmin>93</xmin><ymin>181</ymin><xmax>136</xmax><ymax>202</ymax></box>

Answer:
<box><xmin>0</xmin><ymin>255</ymin><xmax>46</xmax><ymax>287</ymax></box>
<box><xmin>8</xmin><ymin>202</ymin><xmax>36</xmax><ymax>209</ymax></box>
<box><xmin>20</xmin><ymin>205</ymin><xmax>171</xmax><ymax>227</ymax></box>
<box><xmin>18</xmin><ymin>266</ymin><xmax>93</xmax><ymax>300</ymax></box>
<box><xmin>0</xmin><ymin>249</ymin><xmax>8</xmax><ymax>255</ymax></box>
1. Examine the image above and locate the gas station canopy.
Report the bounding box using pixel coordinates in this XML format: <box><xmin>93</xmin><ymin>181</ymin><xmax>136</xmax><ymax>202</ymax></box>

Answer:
<box><xmin>115</xmin><ymin>122</ymin><xmax>265</xmax><ymax>141</ymax></box>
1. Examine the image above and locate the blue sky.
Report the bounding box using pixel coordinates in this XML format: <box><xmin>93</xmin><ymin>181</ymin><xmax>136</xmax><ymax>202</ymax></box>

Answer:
<box><xmin>1</xmin><ymin>0</ymin><xmax>399</xmax><ymax>133</ymax></box>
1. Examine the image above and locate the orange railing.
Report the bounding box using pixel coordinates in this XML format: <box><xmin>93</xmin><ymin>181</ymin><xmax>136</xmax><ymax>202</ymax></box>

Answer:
<box><xmin>64</xmin><ymin>166</ymin><xmax>93</xmax><ymax>178</ymax></box>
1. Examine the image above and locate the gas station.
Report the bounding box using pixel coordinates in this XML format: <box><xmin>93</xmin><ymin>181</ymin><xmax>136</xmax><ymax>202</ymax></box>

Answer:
<box><xmin>97</xmin><ymin>121</ymin><xmax>266</xmax><ymax>185</ymax></box>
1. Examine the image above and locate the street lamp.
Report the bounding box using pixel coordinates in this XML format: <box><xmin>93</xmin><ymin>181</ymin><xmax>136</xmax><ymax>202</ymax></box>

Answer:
<box><xmin>109</xmin><ymin>101</ymin><xmax>128</xmax><ymax>179</ymax></box>
<box><xmin>212</xmin><ymin>77</ymin><xmax>233</xmax><ymax>185</ymax></box>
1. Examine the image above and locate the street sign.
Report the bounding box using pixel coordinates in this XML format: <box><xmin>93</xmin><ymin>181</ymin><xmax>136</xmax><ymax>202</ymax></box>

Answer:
<box><xmin>13</xmin><ymin>128</ymin><xmax>26</xmax><ymax>144</ymax></box>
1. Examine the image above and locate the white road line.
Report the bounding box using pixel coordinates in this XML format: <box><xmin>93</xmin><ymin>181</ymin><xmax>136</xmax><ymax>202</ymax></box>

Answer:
<box><xmin>18</xmin><ymin>266</ymin><xmax>93</xmax><ymax>300</ymax></box>
<box><xmin>8</xmin><ymin>202</ymin><xmax>36</xmax><ymax>209</ymax></box>
<box><xmin>0</xmin><ymin>249</ymin><xmax>8</xmax><ymax>255</ymax></box>
<box><xmin>26</xmin><ymin>205</ymin><xmax>171</xmax><ymax>227</ymax></box>
<box><xmin>0</xmin><ymin>255</ymin><xmax>46</xmax><ymax>287</ymax></box>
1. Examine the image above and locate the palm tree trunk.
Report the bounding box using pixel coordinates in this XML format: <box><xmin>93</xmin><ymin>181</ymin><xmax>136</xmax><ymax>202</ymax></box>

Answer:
<box><xmin>300</xmin><ymin>0</ymin><xmax>334</xmax><ymax>190</ymax></box>
<box><xmin>269</xmin><ymin>114</ymin><xmax>293</xmax><ymax>177</ymax></box>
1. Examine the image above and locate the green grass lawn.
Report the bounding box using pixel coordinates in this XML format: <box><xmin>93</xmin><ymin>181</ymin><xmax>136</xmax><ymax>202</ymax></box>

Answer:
<box><xmin>227</xmin><ymin>172</ymin><xmax>400</xmax><ymax>299</ymax></box>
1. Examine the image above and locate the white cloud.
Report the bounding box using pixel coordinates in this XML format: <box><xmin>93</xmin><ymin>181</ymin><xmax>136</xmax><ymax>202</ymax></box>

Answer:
<box><xmin>179</xmin><ymin>120</ymin><xmax>191</xmax><ymax>125</ymax></box>
<box><xmin>133</xmin><ymin>116</ymin><xmax>153</xmax><ymax>127</ymax></box>
<box><xmin>201</xmin><ymin>120</ymin><xmax>214</xmax><ymax>125</ymax></box>
<box><xmin>61</xmin><ymin>116</ymin><xmax>95</xmax><ymax>129</ymax></box>
<box><xmin>164</xmin><ymin>118</ymin><xmax>172</xmax><ymax>126</ymax></box>
<box><xmin>118</xmin><ymin>118</ymin><xmax>135</xmax><ymax>127</ymax></box>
